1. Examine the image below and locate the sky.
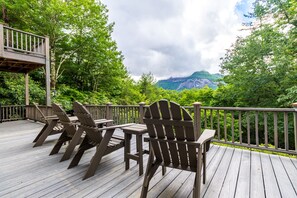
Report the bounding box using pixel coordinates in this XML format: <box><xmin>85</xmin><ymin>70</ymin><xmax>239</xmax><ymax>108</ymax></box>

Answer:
<box><xmin>101</xmin><ymin>0</ymin><xmax>254</xmax><ymax>81</ymax></box>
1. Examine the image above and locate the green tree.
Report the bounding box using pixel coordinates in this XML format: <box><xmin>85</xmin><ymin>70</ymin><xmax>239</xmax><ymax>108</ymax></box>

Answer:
<box><xmin>220</xmin><ymin>0</ymin><xmax>297</xmax><ymax>107</ymax></box>
<box><xmin>1</xmin><ymin>0</ymin><xmax>127</xmax><ymax>97</ymax></box>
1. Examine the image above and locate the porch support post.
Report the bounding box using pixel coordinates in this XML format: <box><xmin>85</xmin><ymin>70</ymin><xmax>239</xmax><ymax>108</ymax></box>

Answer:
<box><xmin>193</xmin><ymin>102</ymin><xmax>202</xmax><ymax>140</ymax></box>
<box><xmin>0</xmin><ymin>24</ymin><xmax>4</xmax><ymax>57</ymax></box>
<box><xmin>45</xmin><ymin>37</ymin><xmax>51</xmax><ymax>106</ymax></box>
<box><xmin>25</xmin><ymin>73</ymin><xmax>29</xmax><ymax>105</ymax></box>
<box><xmin>139</xmin><ymin>102</ymin><xmax>146</xmax><ymax>124</ymax></box>
<box><xmin>292</xmin><ymin>102</ymin><xmax>297</xmax><ymax>157</ymax></box>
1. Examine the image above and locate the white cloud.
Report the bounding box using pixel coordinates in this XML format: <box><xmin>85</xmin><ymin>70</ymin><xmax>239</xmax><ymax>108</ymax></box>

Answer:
<box><xmin>101</xmin><ymin>0</ymin><xmax>251</xmax><ymax>80</ymax></box>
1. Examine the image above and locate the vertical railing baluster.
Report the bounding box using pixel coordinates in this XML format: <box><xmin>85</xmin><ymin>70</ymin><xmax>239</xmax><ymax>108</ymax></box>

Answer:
<box><xmin>217</xmin><ymin>110</ymin><xmax>220</xmax><ymax>141</ymax></box>
<box><xmin>204</xmin><ymin>109</ymin><xmax>207</xmax><ymax>128</ymax></box>
<box><xmin>255</xmin><ymin>111</ymin><xmax>259</xmax><ymax>146</ymax></box>
<box><xmin>264</xmin><ymin>112</ymin><xmax>268</xmax><ymax>148</ymax></box>
<box><xmin>293</xmin><ymin>103</ymin><xmax>297</xmax><ymax>156</ymax></box>
<box><xmin>37</xmin><ymin>37</ymin><xmax>40</xmax><ymax>53</ymax></box>
<box><xmin>10</xmin><ymin>106</ymin><xmax>12</xmax><ymax>120</ymax></box>
<box><xmin>33</xmin><ymin>36</ymin><xmax>36</xmax><ymax>52</ymax></box>
<box><xmin>25</xmin><ymin>34</ymin><xmax>28</xmax><ymax>51</ymax></box>
<box><xmin>29</xmin><ymin>36</ymin><xmax>32</xmax><ymax>51</ymax></box>
<box><xmin>224</xmin><ymin>111</ymin><xmax>227</xmax><ymax>142</ymax></box>
<box><xmin>231</xmin><ymin>111</ymin><xmax>234</xmax><ymax>143</ymax></box>
<box><xmin>210</xmin><ymin>109</ymin><xmax>213</xmax><ymax>129</ymax></box>
<box><xmin>284</xmin><ymin>112</ymin><xmax>289</xmax><ymax>151</ymax></box>
<box><xmin>16</xmin><ymin>31</ymin><xmax>19</xmax><ymax>49</ymax></box>
<box><xmin>239</xmin><ymin>111</ymin><xmax>242</xmax><ymax>144</ymax></box>
<box><xmin>11</xmin><ymin>30</ymin><xmax>14</xmax><ymax>48</ymax></box>
<box><xmin>6</xmin><ymin>28</ymin><xmax>9</xmax><ymax>47</ymax></box>
<box><xmin>274</xmin><ymin>112</ymin><xmax>278</xmax><ymax>149</ymax></box>
<box><xmin>247</xmin><ymin>112</ymin><xmax>250</xmax><ymax>145</ymax></box>
<box><xmin>21</xmin><ymin>33</ymin><xmax>23</xmax><ymax>50</ymax></box>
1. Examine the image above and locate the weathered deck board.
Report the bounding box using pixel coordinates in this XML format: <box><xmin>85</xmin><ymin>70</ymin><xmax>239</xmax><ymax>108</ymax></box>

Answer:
<box><xmin>218</xmin><ymin>148</ymin><xmax>242</xmax><ymax>198</ymax></box>
<box><xmin>250</xmin><ymin>151</ymin><xmax>265</xmax><ymax>198</ymax></box>
<box><xmin>203</xmin><ymin>147</ymin><xmax>234</xmax><ymax>197</ymax></box>
<box><xmin>0</xmin><ymin>120</ymin><xmax>297</xmax><ymax>198</ymax></box>
<box><xmin>234</xmin><ymin>150</ymin><xmax>250</xmax><ymax>198</ymax></box>
<box><xmin>261</xmin><ymin>152</ymin><xmax>282</xmax><ymax>198</ymax></box>
<box><xmin>270</xmin><ymin>155</ymin><xmax>297</xmax><ymax>198</ymax></box>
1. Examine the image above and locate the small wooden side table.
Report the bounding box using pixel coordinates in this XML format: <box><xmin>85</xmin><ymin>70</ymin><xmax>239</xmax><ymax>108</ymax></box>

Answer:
<box><xmin>122</xmin><ymin>124</ymin><xmax>148</xmax><ymax>176</ymax></box>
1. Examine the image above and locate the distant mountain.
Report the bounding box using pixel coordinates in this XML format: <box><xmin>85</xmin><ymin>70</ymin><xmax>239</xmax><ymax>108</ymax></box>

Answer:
<box><xmin>157</xmin><ymin>71</ymin><xmax>222</xmax><ymax>91</ymax></box>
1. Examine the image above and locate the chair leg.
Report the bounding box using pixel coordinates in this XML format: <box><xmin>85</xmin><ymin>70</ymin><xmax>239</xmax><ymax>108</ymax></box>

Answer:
<box><xmin>162</xmin><ymin>166</ymin><xmax>166</xmax><ymax>175</ymax></box>
<box><xmin>141</xmin><ymin>149</ymin><xmax>160</xmax><ymax>198</ymax></box>
<box><xmin>82</xmin><ymin>129</ymin><xmax>115</xmax><ymax>180</ymax></box>
<box><xmin>32</xmin><ymin>124</ymin><xmax>47</xmax><ymax>143</ymax></box>
<box><xmin>68</xmin><ymin>138</ymin><xmax>92</xmax><ymax>169</ymax></box>
<box><xmin>49</xmin><ymin>132</ymin><xmax>69</xmax><ymax>155</ymax></box>
<box><xmin>203</xmin><ymin>151</ymin><xmax>206</xmax><ymax>184</ymax></box>
<box><xmin>60</xmin><ymin>128</ymin><xmax>84</xmax><ymax>162</ymax></box>
<box><xmin>193</xmin><ymin>154</ymin><xmax>203</xmax><ymax>198</ymax></box>
<box><xmin>33</xmin><ymin>120</ymin><xmax>57</xmax><ymax>147</ymax></box>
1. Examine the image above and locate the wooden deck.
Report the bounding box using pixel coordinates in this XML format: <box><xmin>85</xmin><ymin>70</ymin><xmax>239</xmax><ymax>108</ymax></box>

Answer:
<box><xmin>0</xmin><ymin>120</ymin><xmax>297</xmax><ymax>198</ymax></box>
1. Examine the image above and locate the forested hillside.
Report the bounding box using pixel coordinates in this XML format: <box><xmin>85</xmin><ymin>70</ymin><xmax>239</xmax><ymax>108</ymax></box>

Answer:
<box><xmin>0</xmin><ymin>0</ymin><xmax>296</xmax><ymax>109</ymax></box>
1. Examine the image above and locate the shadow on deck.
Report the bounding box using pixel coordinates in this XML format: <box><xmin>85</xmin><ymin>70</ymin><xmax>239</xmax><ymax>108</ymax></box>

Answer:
<box><xmin>0</xmin><ymin>120</ymin><xmax>296</xmax><ymax>198</ymax></box>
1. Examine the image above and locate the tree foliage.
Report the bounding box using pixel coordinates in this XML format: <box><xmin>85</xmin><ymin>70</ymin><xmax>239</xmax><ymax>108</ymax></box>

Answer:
<box><xmin>220</xmin><ymin>0</ymin><xmax>297</xmax><ymax>107</ymax></box>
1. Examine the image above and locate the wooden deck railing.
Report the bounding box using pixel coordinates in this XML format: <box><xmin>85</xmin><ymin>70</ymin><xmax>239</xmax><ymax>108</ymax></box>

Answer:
<box><xmin>82</xmin><ymin>103</ymin><xmax>297</xmax><ymax>156</ymax></box>
<box><xmin>2</xmin><ymin>103</ymin><xmax>297</xmax><ymax>156</ymax></box>
<box><xmin>0</xmin><ymin>105</ymin><xmax>25</xmax><ymax>122</ymax></box>
<box><xmin>25</xmin><ymin>105</ymin><xmax>54</xmax><ymax>122</ymax></box>
<box><xmin>3</xmin><ymin>26</ymin><xmax>46</xmax><ymax>57</ymax></box>
<box><xmin>200</xmin><ymin>106</ymin><xmax>297</xmax><ymax>155</ymax></box>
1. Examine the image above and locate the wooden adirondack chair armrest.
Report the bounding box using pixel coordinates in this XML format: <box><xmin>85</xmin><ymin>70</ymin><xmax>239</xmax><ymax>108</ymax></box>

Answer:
<box><xmin>44</xmin><ymin>115</ymin><xmax>59</xmax><ymax>120</ymax></box>
<box><xmin>94</xmin><ymin>119</ymin><xmax>113</xmax><ymax>125</ymax></box>
<box><xmin>97</xmin><ymin>123</ymin><xmax>134</xmax><ymax>132</ymax></box>
<box><xmin>197</xmin><ymin>129</ymin><xmax>216</xmax><ymax>145</ymax></box>
<box><xmin>68</xmin><ymin>116</ymin><xmax>78</xmax><ymax>122</ymax></box>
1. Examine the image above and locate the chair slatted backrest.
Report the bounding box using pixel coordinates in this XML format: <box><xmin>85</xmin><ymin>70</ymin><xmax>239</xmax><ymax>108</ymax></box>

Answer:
<box><xmin>73</xmin><ymin>102</ymin><xmax>103</xmax><ymax>144</ymax></box>
<box><xmin>144</xmin><ymin>99</ymin><xmax>198</xmax><ymax>170</ymax></box>
<box><xmin>52</xmin><ymin>103</ymin><xmax>71</xmax><ymax>123</ymax></box>
<box><xmin>33</xmin><ymin>102</ymin><xmax>47</xmax><ymax>122</ymax></box>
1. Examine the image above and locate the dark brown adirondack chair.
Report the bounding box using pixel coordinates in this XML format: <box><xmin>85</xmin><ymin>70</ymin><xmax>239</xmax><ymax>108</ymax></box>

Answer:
<box><xmin>32</xmin><ymin>103</ymin><xmax>64</xmax><ymax>147</ymax></box>
<box><xmin>49</xmin><ymin>103</ymin><xmax>81</xmax><ymax>161</ymax></box>
<box><xmin>68</xmin><ymin>101</ymin><xmax>131</xmax><ymax>180</ymax></box>
<box><xmin>141</xmin><ymin>100</ymin><xmax>215</xmax><ymax>198</ymax></box>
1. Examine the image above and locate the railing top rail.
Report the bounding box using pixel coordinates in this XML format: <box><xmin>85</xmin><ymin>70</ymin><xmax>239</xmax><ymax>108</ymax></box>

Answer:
<box><xmin>3</xmin><ymin>26</ymin><xmax>46</xmax><ymax>39</ymax></box>
<box><xmin>84</xmin><ymin>104</ymin><xmax>140</xmax><ymax>108</ymax></box>
<box><xmin>2</xmin><ymin>105</ymin><xmax>25</xmax><ymax>107</ymax></box>
<box><xmin>201</xmin><ymin>106</ymin><xmax>295</xmax><ymax>112</ymax></box>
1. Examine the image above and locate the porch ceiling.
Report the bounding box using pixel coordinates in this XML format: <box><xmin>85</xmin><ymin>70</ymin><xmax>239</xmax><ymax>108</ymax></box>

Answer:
<box><xmin>0</xmin><ymin>57</ymin><xmax>44</xmax><ymax>73</ymax></box>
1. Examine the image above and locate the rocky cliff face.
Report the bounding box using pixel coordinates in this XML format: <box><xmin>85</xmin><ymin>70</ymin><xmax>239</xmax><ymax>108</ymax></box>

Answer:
<box><xmin>157</xmin><ymin>71</ymin><xmax>222</xmax><ymax>91</ymax></box>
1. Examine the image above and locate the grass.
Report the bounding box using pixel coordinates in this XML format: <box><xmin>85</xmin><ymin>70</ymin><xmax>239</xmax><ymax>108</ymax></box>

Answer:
<box><xmin>212</xmin><ymin>141</ymin><xmax>296</xmax><ymax>158</ymax></box>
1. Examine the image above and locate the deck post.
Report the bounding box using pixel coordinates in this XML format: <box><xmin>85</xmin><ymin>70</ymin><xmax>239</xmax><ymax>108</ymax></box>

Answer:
<box><xmin>0</xmin><ymin>24</ymin><xmax>4</xmax><ymax>57</ymax></box>
<box><xmin>292</xmin><ymin>103</ymin><xmax>297</xmax><ymax>156</ymax></box>
<box><xmin>106</xmin><ymin>102</ymin><xmax>112</xmax><ymax>126</ymax></box>
<box><xmin>139</xmin><ymin>102</ymin><xmax>146</xmax><ymax>124</ymax></box>
<box><xmin>0</xmin><ymin>103</ymin><xmax>2</xmax><ymax>123</ymax></box>
<box><xmin>25</xmin><ymin>73</ymin><xmax>29</xmax><ymax>105</ymax></box>
<box><xmin>193</xmin><ymin>102</ymin><xmax>202</xmax><ymax>139</ymax></box>
<box><xmin>45</xmin><ymin>37</ymin><xmax>51</xmax><ymax>106</ymax></box>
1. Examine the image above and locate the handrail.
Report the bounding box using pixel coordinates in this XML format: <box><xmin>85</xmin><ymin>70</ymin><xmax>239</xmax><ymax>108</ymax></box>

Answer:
<box><xmin>4</xmin><ymin>26</ymin><xmax>46</xmax><ymax>39</ymax></box>
<box><xmin>3</xmin><ymin>103</ymin><xmax>297</xmax><ymax>156</ymax></box>
<box><xmin>1</xmin><ymin>25</ymin><xmax>46</xmax><ymax>56</ymax></box>
<box><xmin>202</xmin><ymin>106</ymin><xmax>294</xmax><ymax>112</ymax></box>
<box><xmin>0</xmin><ymin>105</ymin><xmax>25</xmax><ymax>122</ymax></box>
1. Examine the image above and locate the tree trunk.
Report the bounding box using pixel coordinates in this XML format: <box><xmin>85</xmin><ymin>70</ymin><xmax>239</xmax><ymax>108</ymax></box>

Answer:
<box><xmin>50</xmin><ymin>49</ymin><xmax>57</xmax><ymax>91</ymax></box>
<box><xmin>2</xmin><ymin>5</ymin><xmax>8</xmax><ymax>24</ymax></box>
